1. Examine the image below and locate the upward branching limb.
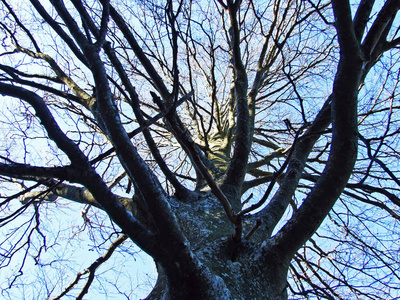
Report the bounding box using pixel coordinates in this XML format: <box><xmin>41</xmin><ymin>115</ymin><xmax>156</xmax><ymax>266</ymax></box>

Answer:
<box><xmin>221</xmin><ymin>0</ymin><xmax>252</xmax><ymax>193</ymax></box>
<box><xmin>353</xmin><ymin>0</ymin><xmax>375</xmax><ymax>42</ymax></box>
<box><xmin>361</xmin><ymin>0</ymin><xmax>400</xmax><ymax>59</ymax></box>
<box><xmin>102</xmin><ymin>41</ymin><xmax>190</xmax><ymax>198</ymax></box>
<box><xmin>106</xmin><ymin>2</ymin><xmax>170</xmax><ymax>100</ymax></box>
<box><xmin>27</xmin><ymin>0</ymin><xmax>89</xmax><ymax>66</ymax></box>
<box><xmin>256</xmin><ymin>99</ymin><xmax>332</xmax><ymax>238</ymax></box>
<box><xmin>270</xmin><ymin>0</ymin><xmax>363</xmax><ymax>260</ymax></box>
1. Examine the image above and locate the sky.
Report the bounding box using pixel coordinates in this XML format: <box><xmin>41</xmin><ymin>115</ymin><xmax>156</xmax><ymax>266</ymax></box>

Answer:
<box><xmin>0</xmin><ymin>0</ymin><xmax>399</xmax><ymax>299</ymax></box>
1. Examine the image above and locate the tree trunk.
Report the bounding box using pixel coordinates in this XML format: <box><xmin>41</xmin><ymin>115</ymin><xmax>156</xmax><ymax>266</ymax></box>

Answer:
<box><xmin>143</xmin><ymin>193</ymin><xmax>291</xmax><ymax>300</ymax></box>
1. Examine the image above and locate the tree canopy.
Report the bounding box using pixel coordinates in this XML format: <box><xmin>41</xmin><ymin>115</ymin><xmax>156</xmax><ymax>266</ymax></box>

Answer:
<box><xmin>0</xmin><ymin>0</ymin><xmax>399</xmax><ymax>299</ymax></box>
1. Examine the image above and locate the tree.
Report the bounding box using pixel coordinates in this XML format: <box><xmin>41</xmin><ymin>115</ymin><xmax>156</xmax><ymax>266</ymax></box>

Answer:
<box><xmin>0</xmin><ymin>0</ymin><xmax>399</xmax><ymax>298</ymax></box>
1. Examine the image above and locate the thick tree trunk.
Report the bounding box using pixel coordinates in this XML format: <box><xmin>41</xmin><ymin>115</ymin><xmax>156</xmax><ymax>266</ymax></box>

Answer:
<box><xmin>145</xmin><ymin>254</ymin><xmax>289</xmax><ymax>300</ymax></box>
<box><xmin>142</xmin><ymin>194</ymin><xmax>291</xmax><ymax>300</ymax></box>
<box><xmin>145</xmin><ymin>250</ymin><xmax>290</xmax><ymax>300</ymax></box>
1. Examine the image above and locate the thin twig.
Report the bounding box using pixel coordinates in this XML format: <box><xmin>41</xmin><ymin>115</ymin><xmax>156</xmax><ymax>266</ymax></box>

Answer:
<box><xmin>50</xmin><ymin>234</ymin><xmax>128</xmax><ymax>300</ymax></box>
